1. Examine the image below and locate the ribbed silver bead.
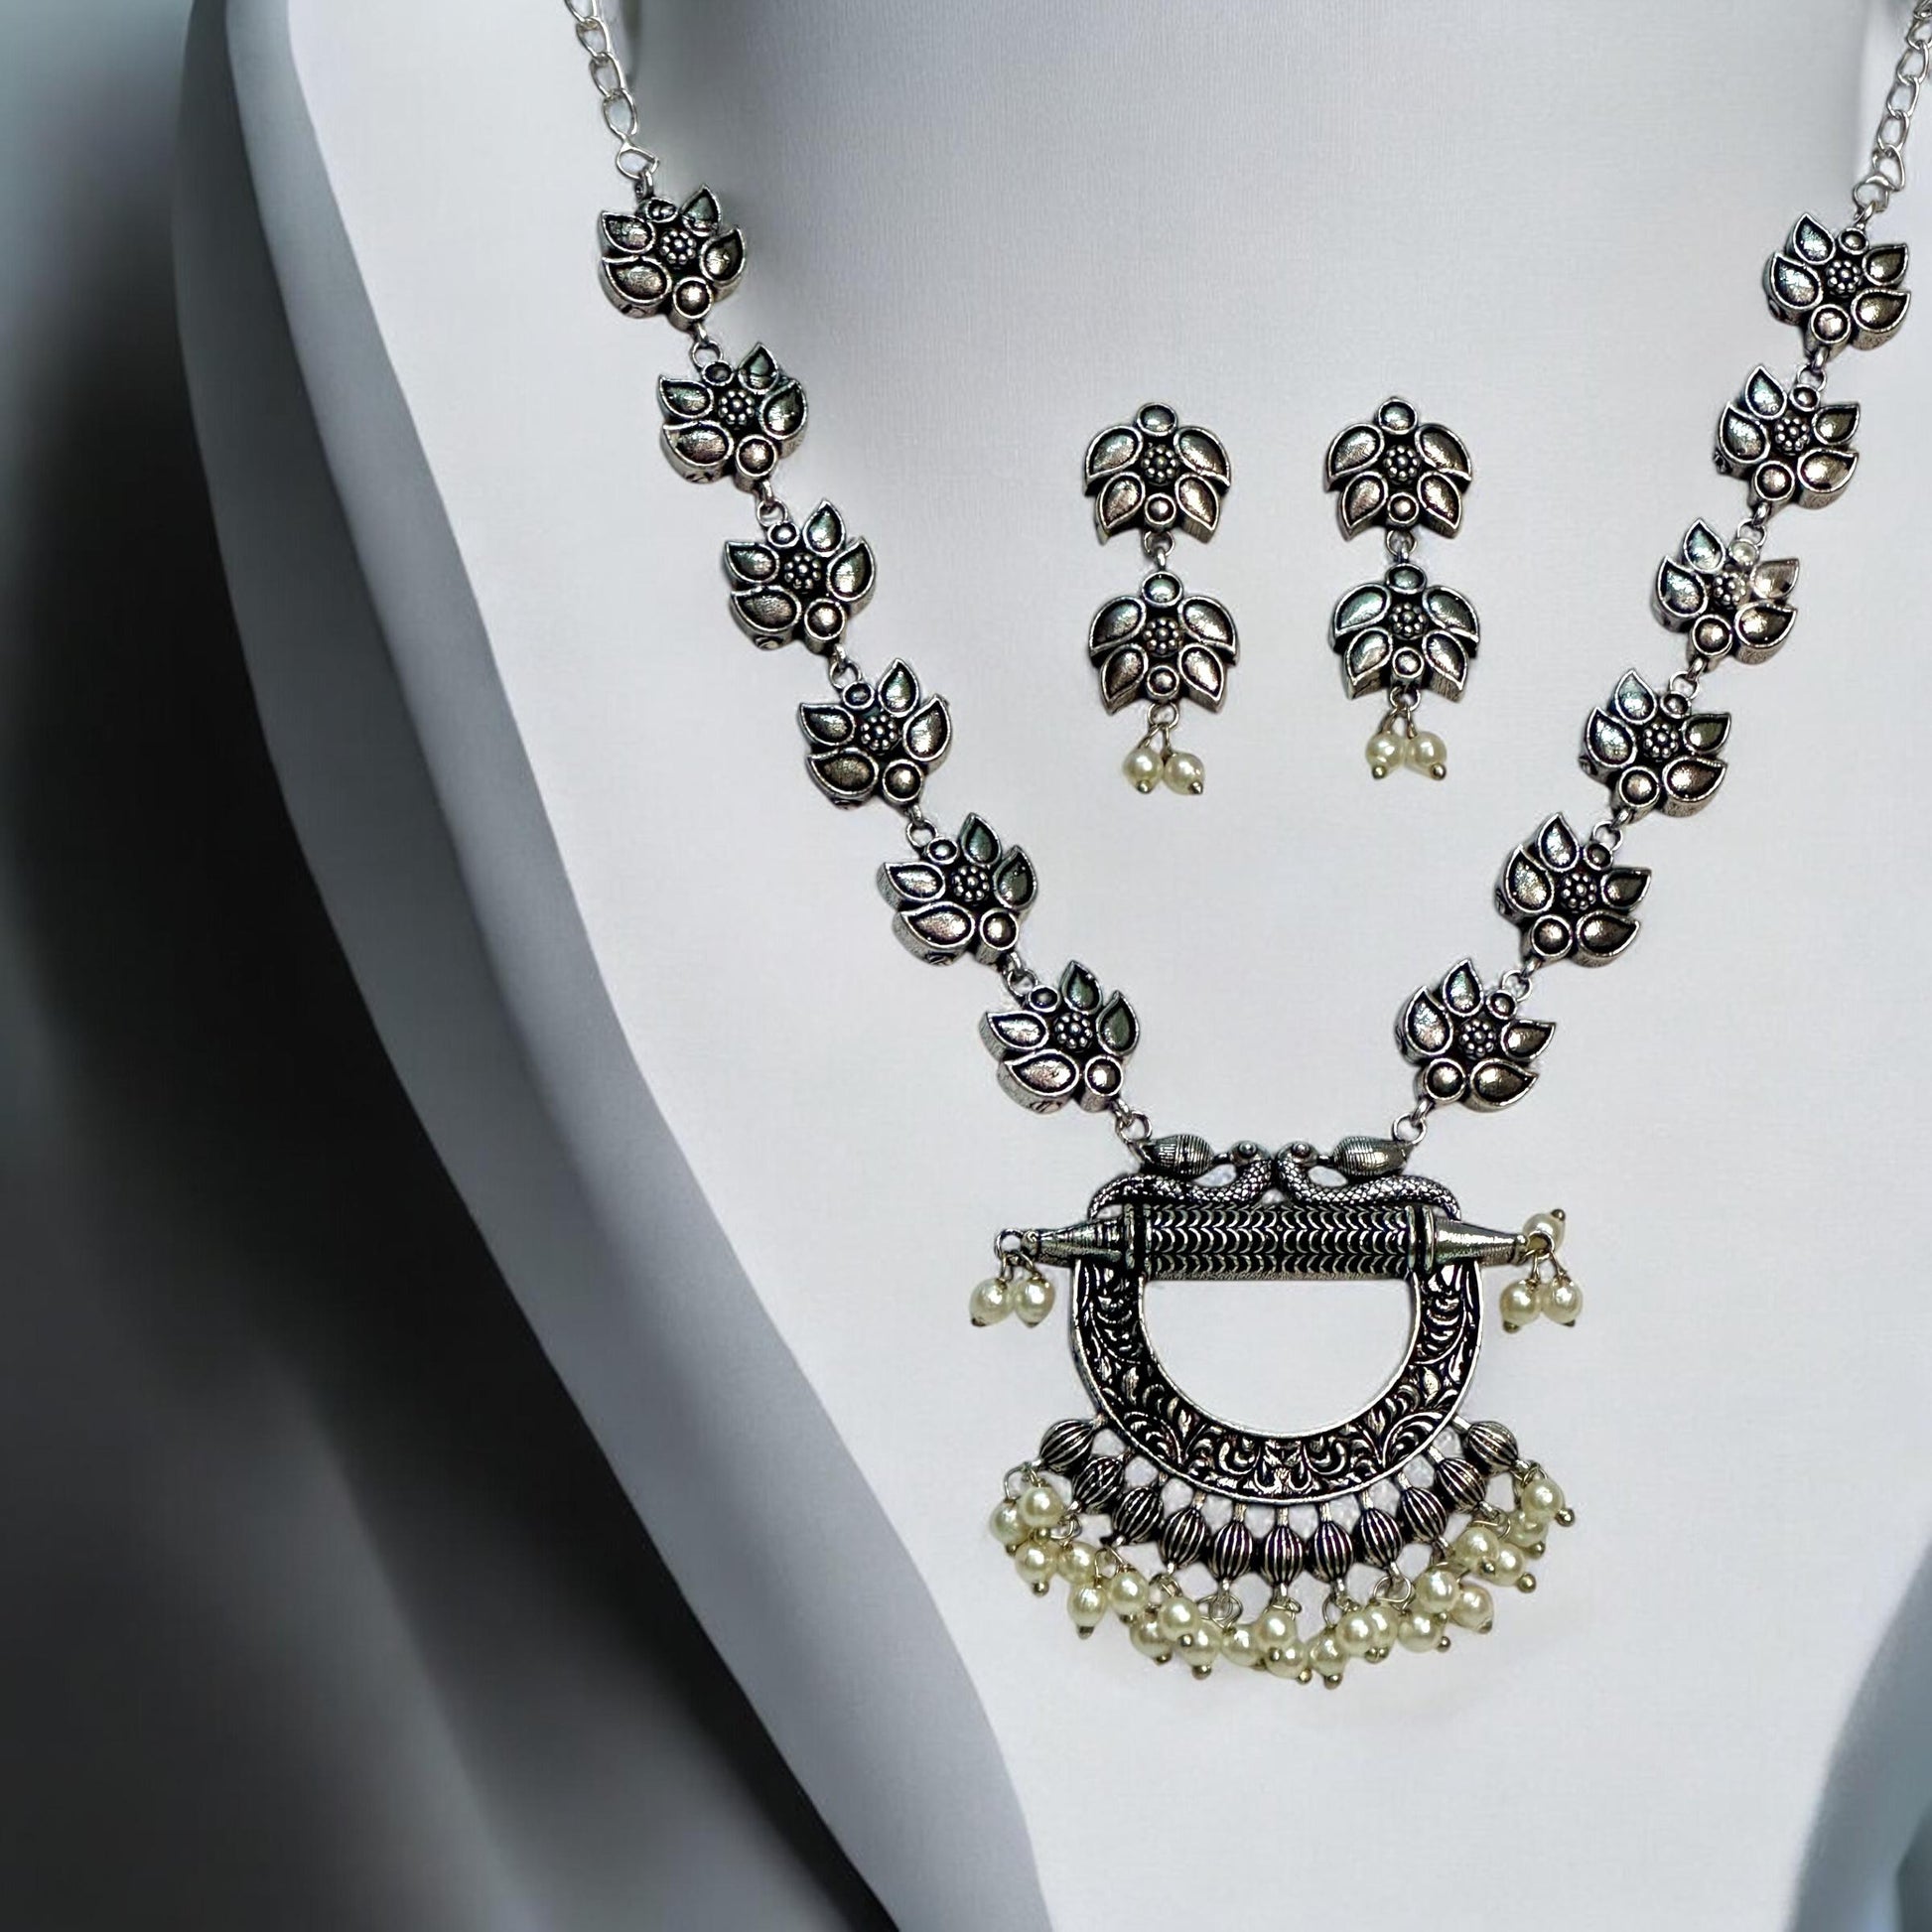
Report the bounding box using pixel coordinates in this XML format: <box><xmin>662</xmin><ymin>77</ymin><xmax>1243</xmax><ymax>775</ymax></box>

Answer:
<box><xmin>1310</xmin><ymin>1519</ymin><xmax>1353</xmax><ymax>1584</ymax></box>
<box><xmin>1460</xmin><ymin>1420</ymin><xmax>1520</xmax><ymax>1474</ymax></box>
<box><xmin>1159</xmin><ymin>1505</ymin><xmax>1208</xmax><ymax>1571</ymax></box>
<box><xmin>1353</xmin><ymin>1505</ymin><xmax>1404</xmax><ymax>1570</ymax></box>
<box><xmin>1038</xmin><ymin>1417</ymin><xmax>1097</xmax><ymax>1477</ymax></box>
<box><xmin>1259</xmin><ymin>1521</ymin><xmax>1306</xmax><ymax>1588</ymax></box>
<box><xmin>1074</xmin><ymin>1454</ymin><xmax>1125</xmax><ymax>1512</ymax></box>
<box><xmin>1208</xmin><ymin>1517</ymin><xmax>1255</xmax><ymax>1583</ymax></box>
<box><xmin>1397</xmin><ymin>1484</ymin><xmax>1449</xmax><ymax>1546</ymax></box>
<box><xmin>1110</xmin><ymin>1482</ymin><xmax>1163</xmax><ymax>1545</ymax></box>
<box><xmin>1434</xmin><ymin>1456</ymin><xmax>1488</xmax><ymax>1511</ymax></box>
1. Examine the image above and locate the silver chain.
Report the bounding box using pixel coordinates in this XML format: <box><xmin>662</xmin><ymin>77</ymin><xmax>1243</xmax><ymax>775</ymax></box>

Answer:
<box><xmin>1855</xmin><ymin>0</ymin><xmax>1932</xmax><ymax>220</ymax></box>
<box><xmin>561</xmin><ymin>0</ymin><xmax>657</xmax><ymax>188</ymax></box>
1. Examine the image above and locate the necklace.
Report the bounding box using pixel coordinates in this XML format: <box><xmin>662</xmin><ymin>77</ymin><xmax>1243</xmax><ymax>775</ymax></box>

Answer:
<box><xmin>558</xmin><ymin>1</ymin><xmax>1929</xmax><ymax>1687</ymax></box>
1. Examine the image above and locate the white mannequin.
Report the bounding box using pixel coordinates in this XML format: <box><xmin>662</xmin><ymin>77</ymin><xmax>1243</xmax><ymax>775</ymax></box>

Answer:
<box><xmin>180</xmin><ymin>2</ymin><xmax>1932</xmax><ymax>1927</ymax></box>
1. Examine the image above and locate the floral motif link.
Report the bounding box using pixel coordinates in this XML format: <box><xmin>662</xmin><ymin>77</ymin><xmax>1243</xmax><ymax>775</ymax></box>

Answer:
<box><xmin>1764</xmin><ymin>214</ymin><xmax>1909</xmax><ymax>358</ymax></box>
<box><xmin>1087</xmin><ymin>571</ymin><xmax>1237</xmax><ymax>713</ymax></box>
<box><xmin>1714</xmin><ymin>367</ymin><xmax>1859</xmax><ymax>512</ymax></box>
<box><xmin>723</xmin><ymin>502</ymin><xmax>876</xmax><ymax>651</ymax></box>
<box><xmin>600</xmin><ymin>186</ymin><xmax>747</xmax><ymax>328</ymax></box>
<box><xmin>980</xmin><ymin>962</ymin><xmax>1138</xmax><ymax>1114</ymax></box>
<box><xmin>797</xmin><ymin>660</ymin><xmax>950</xmax><ymax>809</ymax></box>
<box><xmin>1651</xmin><ymin>521</ymin><xmax>1797</xmax><ymax>667</ymax></box>
<box><xmin>1495</xmin><ymin>814</ymin><xmax>1650</xmax><ymax>969</ymax></box>
<box><xmin>1083</xmin><ymin>403</ymin><xmax>1231</xmax><ymax>546</ymax></box>
<box><xmin>1329</xmin><ymin>563</ymin><xmax>1479</xmax><ymax>702</ymax></box>
<box><xmin>658</xmin><ymin>345</ymin><xmax>806</xmax><ymax>488</ymax></box>
<box><xmin>1324</xmin><ymin>398</ymin><xmax>1471</xmax><ymax>540</ymax></box>
<box><xmin>1579</xmin><ymin>670</ymin><xmax>1730</xmax><ymax>821</ymax></box>
<box><xmin>1397</xmin><ymin>962</ymin><xmax>1554</xmax><ymax>1113</ymax></box>
<box><xmin>878</xmin><ymin>815</ymin><xmax>1036</xmax><ymax>965</ymax></box>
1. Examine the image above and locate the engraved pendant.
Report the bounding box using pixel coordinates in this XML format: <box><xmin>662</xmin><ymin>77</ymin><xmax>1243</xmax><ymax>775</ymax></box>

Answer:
<box><xmin>977</xmin><ymin>1139</ymin><xmax>1575</xmax><ymax>1683</ymax></box>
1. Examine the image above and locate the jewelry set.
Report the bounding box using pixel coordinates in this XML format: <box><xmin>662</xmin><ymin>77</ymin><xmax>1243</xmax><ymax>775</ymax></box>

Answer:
<box><xmin>564</xmin><ymin>1</ymin><xmax>1927</xmax><ymax>1690</ymax></box>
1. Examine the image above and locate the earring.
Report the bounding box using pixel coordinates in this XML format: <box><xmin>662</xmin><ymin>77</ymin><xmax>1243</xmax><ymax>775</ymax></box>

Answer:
<box><xmin>1322</xmin><ymin>397</ymin><xmax>1477</xmax><ymax>781</ymax></box>
<box><xmin>1082</xmin><ymin>403</ymin><xmax>1236</xmax><ymax>796</ymax></box>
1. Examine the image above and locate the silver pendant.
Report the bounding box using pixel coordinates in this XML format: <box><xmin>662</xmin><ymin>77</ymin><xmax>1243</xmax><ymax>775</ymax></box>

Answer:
<box><xmin>978</xmin><ymin>1139</ymin><xmax>1576</xmax><ymax>1683</ymax></box>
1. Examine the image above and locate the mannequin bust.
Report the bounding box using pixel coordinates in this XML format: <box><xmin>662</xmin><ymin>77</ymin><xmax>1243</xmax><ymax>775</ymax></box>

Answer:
<box><xmin>180</xmin><ymin>1</ymin><xmax>1932</xmax><ymax>1926</ymax></box>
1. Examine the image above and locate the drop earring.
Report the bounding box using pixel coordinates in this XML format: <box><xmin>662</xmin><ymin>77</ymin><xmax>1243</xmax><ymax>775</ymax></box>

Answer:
<box><xmin>1082</xmin><ymin>404</ymin><xmax>1236</xmax><ymax>796</ymax></box>
<box><xmin>1323</xmin><ymin>397</ymin><xmax>1478</xmax><ymax>781</ymax></box>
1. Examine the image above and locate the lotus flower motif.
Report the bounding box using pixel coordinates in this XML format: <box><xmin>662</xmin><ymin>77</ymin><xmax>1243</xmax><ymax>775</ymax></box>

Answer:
<box><xmin>1083</xmin><ymin>403</ymin><xmax>1231</xmax><ymax>545</ymax></box>
<box><xmin>878</xmin><ymin>815</ymin><xmax>1036</xmax><ymax>965</ymax></box>
<box><xmin>724</xmin><ymin>501</ymin><xmax>876</xmax><ymax>650</ymax></box>
<box><xmin>1580</xmin><ymin>670</ymin><xmax>1729</xmax><ymax>820</ymax></box>
<box><xmin>981</xmin><ymin>962</ymin><xmax>1139</xmax><ymax>1114</ymax></box>
<box><xmin>1714</xmin><ymin>367</ymin><xmax>1858</xmax><ymax>512</ymax></box>
<box><xmin>1651</xmin><ymin>521</ymin><xmax>1797</xmax><ymax>667</ymax></box>
<box><xmin>1764</xmin><ymin>214</ymin><xmax>1909</xmax><ymax>358</ymax></box>
<box><xmin>1087</xmin><ymin>571</ymin><xmax>1237</xmax><ymax>713</ymax></box>
<box><xmin>797</xmin><ymin>660</ymin><xmax>950</xmax><ymax>809</ymax></box>
<box><xmin>600</xmin><ymin>186</ymin><xmax>747</xmax><ymax>327</ymax></box>
<box><xmin>1324</xmin><ymin>398</ymin><xmax>1471</xmax><ymax>540</ymax></box>
<box><xmin>1330</xmin><ymin>563</ymin><xmax>1479</xmax><ymax>702</ymax></box>
<box><xmin>658</xmin><ymin>345</ymin><xmax>806</xmax><ymax>488</ymax></box>
<box><xmin>1495</xmin><ymin>814</ymin><xmax>1650</xmax><ymax>968</ymax></box>
<box><xmin>1397</xmin><ymin>962</ymin><xmax>1554</xmax><ymax>1113</ymax></box>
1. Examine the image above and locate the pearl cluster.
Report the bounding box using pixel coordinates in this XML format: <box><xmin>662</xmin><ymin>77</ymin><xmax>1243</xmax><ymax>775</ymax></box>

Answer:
<box><xmin>1498</xmin><ymin>1209</ymin><xmax>1585</xmax><ymax>1332</ymax></box>
<box><xmin>1365</xmin><ymin>718</ymin><xmax>1449</xmax><ymax>782</ymax></box>
<box><xmin>1123</xmin><ymin>738</ymin><xmax>1206</xmax><ymax>796</ymax></box>
<box><xmin>988</xmin><ymin>1459</ymin><xmax>1573</xmax><ymax>1687</ymax></box>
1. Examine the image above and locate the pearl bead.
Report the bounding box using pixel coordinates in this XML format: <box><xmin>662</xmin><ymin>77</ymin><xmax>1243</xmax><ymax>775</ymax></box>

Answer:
<box><xmin>1504</xmin><ymin>1507</ymin><xmax>1547</xmax><ymax>1550</ymax></box>
<box><xmin>1067</xmin><ymin>1584</ymin><xmax>1108</xmax><ymax>1632</ymax></box>
<box><xmin>1129</xmin><ymin>1611</ymin><xmax>1173</xmax><ymax>1662</ymax></box>
<box><xmin>1518</xmin><ymin>1473</ymin><xmax>1565</xmax><ymax>1523</ymax></box>
<box><xmin>1157</xmin><ymin>1595</ymin><xmax>1199</xmax><ymax>1642</ymax></box>
<box><xmin>1396</xmin><ymin>1610</ymin><xmax>1442</xmax><ymax>1652</ymax></box>
<box><xmin>1162</xmin><ymin>749</ymin><xmax>1205</xmax><ymax>796</ymax></box>
<box><xmin>1107</xmin><ymin>1568</ymin><xmax>1149</xmax><ymax>1619</ymax></box>
<box><xmin>968</xmin><ymin>1276</ymin><xmax>1012</xmax><ymax>1325</ymax></box>
<box><xmin>1523</xmin><ymin>1209</ymin><xmax>1566</xmax><ymax>1256</ymax></box>
<box><xmin>1013</xmin><ymin>1540</ymin><xmax>1056</xmax><ymax>1591</ymax></box>
<box><xmin>1220</xmin><ymin>1622</ymin><xmax>1261</xmax><ymax>1669</ymax></box>
<box><xmin>1416</xmin><ymin>1565</ymin><xmax>1461</xmax><ymax>1614</ymax></box>
<box><xmin>1539</xmin><ymin>1275</ymin><xmax>1584</xmax><ymax>1325</ymax></box>
<box><xmin>1489</xmin><ymin>1543</ymin><xmax>1531</xmax><ymax>1589</ymax></box>
<box><xmin>1365</xmin><ymin>730</ymin><xmax>1404</xmax><ymax>780</ymax></box>
<box><xmin>1057</xmin><ymin>1542</ymin><xmax>1100</xmax><ymax>1586</ymax></box>
<box><xmin>1264</xmin><ymin>1634</ymin><xmax>1309</xmax><ymax>1681</ymax></box>
<box><xmin>1499</xmin><ymin>1278</ymin><xmax>1540</xmax><ymax>1332</ymax></box>
<box><xmin>1364</xmin><ymin>1603</ymin><xmax>1395</xmax><ymax>1657</ymax></box>
<box><xmin>1013</xmin><ymin>1273</ymin><xmax>1055</xmax><ymax>1327</ymax></box>
<box><xmin>1407</xmin><ymin>730</ymin><xmax>1448</xmax><ymax>779</ymax></box>
<box><xmin>1336</xmin><ymin>1608</ymin><xmax>1379</xmax><ymax>1657</ymax></box>
<box><xmin>1017</xmin><ymin>1483</ymin><xmax>1064</xmax><ymax>1532</ymax></box>
<box><xmin>1123</xmin><ymin>744</ymin><xmax>1164</xmax><ymax>793</ymax></box>
<box><xmin>1451</xmin><ymin>1581</ymin><xmax>1495</xmax><ymax>1632</ymax></box>
<box><xmin>1453</xmin><ymin>1524</ymin><xmax>1503</xmax><ymax>1575</ymax></box>
<box><xmin>988</xmin><ymin>1499</ymin><xmax>1028</xmax><ymax>1550</ymax></box>
<box><xmin>1175</xmin><ymin>1609</ymin><xmax>1222</xmax><ymax>1674</ymax></box>
<box><xmin>1309</xmin><ymin>1630</ymin><xmax>1347</xmax><ymax>1682</ymax></box>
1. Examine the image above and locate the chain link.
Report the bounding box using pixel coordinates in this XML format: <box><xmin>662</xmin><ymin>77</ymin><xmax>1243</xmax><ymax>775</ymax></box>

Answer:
<box><xmin>1854</xmin><ymin>0</ymin><xmax>1932</xmax><ymax>220</ymax></box>
<box><xmin>561</xmin><ymin>0</ymin><xmax>657</xmax><ymax>187</ymax></box>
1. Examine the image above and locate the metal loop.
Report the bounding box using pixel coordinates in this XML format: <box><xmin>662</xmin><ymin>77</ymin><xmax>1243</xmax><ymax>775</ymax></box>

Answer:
<box><xmin>902</xmin><ymin>811</ymin><xmax>939</xmax><ymax>852</ymax></box>
<box><xmin>1112</xmin><ymin>1102</ymin><xmax>1154</xmax><ymax>1151</ymax></box>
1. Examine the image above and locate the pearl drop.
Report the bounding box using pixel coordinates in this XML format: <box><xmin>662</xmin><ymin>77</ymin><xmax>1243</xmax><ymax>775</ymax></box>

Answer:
<box><xmin>1364</xmin><ymin>1603</ymin><xmax>1396</xmax><ymax>1656</ymax></box>
<box><xmin>1157</xmin><ymin>1595</ymin><xmax>1199</xmax><ymax>1642</ymax></box>
<box><xmin>1453</xmin><ymin>1524</ymin><xmax>1503</xmax><ymax>1575</ymax></box>
<box><xmin>1490</xmin><ymin>1543</ymin><xmax>1531</xmax><ymax>1589</ymax></box>
<box><xmin>1407</xmin><ymin>730</ymin><xmax>1448</xmax><ymax>779</ymax></box>
<box><xmin>1416</xmin><ymin>1565</ymin><xmax>1461</xmax><ymax>1614</ymax></box>
<box><xmin>1336</xmin><ymin>1608</ymin><xmax>1379</xmax><ymax>1657</ymax></box>
<box><xmin>1123</xmin><ymin>744</ymin><xmax>1164</xmax><ymax>793</ymax></box>
<box><xmin>1129</xmin><ymin>1611</ymin><xmax>1173</xmax><ymax>1662</ymax></box>
<box><xmin>1519</xmin><ymin>1473</ymin><xmax>1565</xmax><ymax>1522</ymax></box>
<box><xmin>1058</xmin><ymin>1542</ymin><xmax>1100</xmax><ymax>1586</ymax></box>
<box><xmin>1539</xmin><ymin>1275</ymin><xmax>1584</xmax><ymax>1325</ymax></box>
<box><xmin>1504</xmin><ymin>1507</ymin><xmax>1547</xmax><ymax>1551</ymax></box>
<box><xmin>1365</xmin><ymin>730</ymin><xmax>1404</xmax><ymax>779</ymax></box>
<box><xmin>1263</xmin><ymin>1633</ymin><xmax>1309</xmax><ymax>1681</ymax></box>
<box><xmin>1523</xmin><ymin>1209</ymin><xmax>1566</xmax><ymax>1255</ymax></box>
<box><xmin>1220</xmin><ymin>1622</ymin><xmax>1262</xmax><ymax>1669</ymax></box>
<box><xmin>1309</xmin><ymin>1630</ymin><xmax>1348</xmax><ymax>1682</ymax></box>
<box><xmin>1255</xmin><ymin>1606</ymin><xmax>1298</xmax><ymax>1652</ymax></box>
<box><xmin>1451</xmin><ymin>1581</ymin><xmax>1495</xmax><ymax>1632</ymax></box>
<box><xmin>1175</xmin><ymin>1610</ymin><xmax>1222</xmax><ymax>1674</ymax></box>
<box><xmin>1107</xmin><ymin>1568</ymin><xmax>1149</xmax><ymax>1619</ymax></box>
<box><xmin>1017</xmin><ymin>1483</ymin><xmax>1064</xmax><ymax>1532</ymax></box>
<box><xmin>988</xmin><ymin>1499</ymin><xmax>1027</xmax><ymax>1550</ymax></box>
<box><xmin>1499</xmin><ymin>1279</ymin><xmax>1540</xmax><ymax>1332</ymax></box>
<box><xmin>968</xmin><ymin>1276</ymin><xmax>1013</xmax><ymax>1326</ymax></box>
<box><xmin>1067</xmin><ymin>1584</ymin><xmax>1108</xmax><ymax>1631</ymax></box>
<box><xmin>1162</xmin><ymin>749</ymin><xmax>1206</xmax><ymax>796</ymax></box>
<box><xmin>1397</xmin><ymin>1610</ymin><xmax>1442</xmax><ymax>1653</ymax></box>
<box><xmin>1013</xmin><ymin>1540</ymin><xmax>1056</xmax><ymax>1591</ymax></box>
<box><xmin>1013</xmin><ymin>1273</ymin><xmax>1055</xmax><ymax>1327</ymax></box>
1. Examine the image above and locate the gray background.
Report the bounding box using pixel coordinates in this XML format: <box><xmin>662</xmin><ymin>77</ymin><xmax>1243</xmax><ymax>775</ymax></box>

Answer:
<box><xmin>0</xmin><ymin>5</ymin><xmax>881</xmax><ymax>1925</ymax></box>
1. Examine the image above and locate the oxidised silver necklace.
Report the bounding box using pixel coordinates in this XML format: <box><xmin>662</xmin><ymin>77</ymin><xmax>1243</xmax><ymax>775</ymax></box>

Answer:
<box><xmin>559</xmin><ymin>2</ymin><xmax>1927</xmax><ymax>1686</ymax></box>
